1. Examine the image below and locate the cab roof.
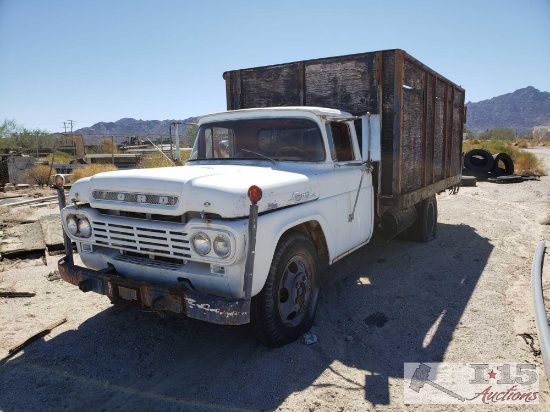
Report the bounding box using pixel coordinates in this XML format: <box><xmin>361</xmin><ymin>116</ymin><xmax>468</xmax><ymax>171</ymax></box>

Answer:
<box><xmin>198</xmin><ymin>106</ymin><xmax>353</xmax><ymax>124</ymax></box>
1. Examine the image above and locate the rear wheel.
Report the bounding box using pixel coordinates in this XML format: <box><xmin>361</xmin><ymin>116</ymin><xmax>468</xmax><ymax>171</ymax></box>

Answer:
<box><xmin>409</xmin><ymin>196</ymin><xmax>438</xmax><ymax>242</ymax></box>
<box><xmin>251</xmin><ymin>232</ymin><xmax>320</xmax><ymax>347</ymax></box>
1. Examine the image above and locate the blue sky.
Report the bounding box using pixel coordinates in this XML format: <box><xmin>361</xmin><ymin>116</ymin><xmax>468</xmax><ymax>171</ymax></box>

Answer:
<box><xmin>0</xmin><ymin>0</ymin><xmax>549</xmax><ymax>132</ymax></box>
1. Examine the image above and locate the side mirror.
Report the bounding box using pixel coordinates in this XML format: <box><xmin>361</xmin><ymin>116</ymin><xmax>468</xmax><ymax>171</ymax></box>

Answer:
<box><xmin>361</xmin><ymin>113</ymin><xmax>381</xmax><ymax>162</ymax></box>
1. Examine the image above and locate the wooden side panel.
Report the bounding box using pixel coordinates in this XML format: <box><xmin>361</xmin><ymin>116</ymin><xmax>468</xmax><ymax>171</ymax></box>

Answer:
<box><xmin>425</xmin><ymin>74</ymin><xmax>435</xmax><ymax>185</ymax></box>
<box><xmin>380</xmin><ymin>51</ymin><xmax>396</xmax><ymax>196</ymax></box>
<box><xmin>433</xmin><ymin>79</ymin><xmax>446</xmax><ymax>181</ymax></box>
<box><xmin>304</xmin><ymin>53</ymin><xmax>378</xmax><ymax>115</ymax></box>
<box><xmin>239</xmin><ymin>63</ymin><xmax>302</xmax><ymax>109</ymax></box>
<box><xmin>401</xmin><ymin>59</ymin><xmax>425</xmax><ymax>193</ymax></box>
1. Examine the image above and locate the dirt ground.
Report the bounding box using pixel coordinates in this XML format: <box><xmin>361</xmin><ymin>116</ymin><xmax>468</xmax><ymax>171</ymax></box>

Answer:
<box><xmin>0</xmin><ymin>148</ymin><xmax>549</xmax><ymax>411</ymax></box>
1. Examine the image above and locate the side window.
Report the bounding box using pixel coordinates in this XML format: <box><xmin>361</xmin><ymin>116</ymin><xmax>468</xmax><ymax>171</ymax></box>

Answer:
<box><xmin>200</xmin><ymin>127</ymin><xmax>232</xmax><ymax>158</ymax></box>
<box><xmin>329</xmin><ymin>123</ymin><xmax>354</xmax><ymax>162</ymax></box>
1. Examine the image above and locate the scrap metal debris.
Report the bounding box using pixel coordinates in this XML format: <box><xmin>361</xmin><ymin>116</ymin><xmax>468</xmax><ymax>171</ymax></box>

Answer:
<box><xmin>6</xmin><ymin>318</ymin><xmax>67</xmax><ymax>359</ymax></box>
<box><xmin>0</xmin><ymin>292</ymin><xmax>36</xmax><ymax>298</ymax></box>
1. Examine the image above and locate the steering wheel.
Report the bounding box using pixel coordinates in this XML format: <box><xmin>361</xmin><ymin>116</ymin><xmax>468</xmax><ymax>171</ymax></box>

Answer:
<box><xmin>275</xmin><ymin>146</ymin><xmax>311</xmax><ymax>160</ymax></box>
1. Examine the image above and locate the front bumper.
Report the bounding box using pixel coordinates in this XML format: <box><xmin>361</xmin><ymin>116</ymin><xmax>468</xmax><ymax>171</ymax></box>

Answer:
<box><xmin>58</xmin><ymin>257</ymin><xmax>251</xmax><ymax>325</ymax></box>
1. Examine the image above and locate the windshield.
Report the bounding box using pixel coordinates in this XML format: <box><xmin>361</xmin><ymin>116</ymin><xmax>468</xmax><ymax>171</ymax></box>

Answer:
<box><xmin>189</xmin><ymin>117</ymin><xmax>325</xmax><ymax>162</ymax></box>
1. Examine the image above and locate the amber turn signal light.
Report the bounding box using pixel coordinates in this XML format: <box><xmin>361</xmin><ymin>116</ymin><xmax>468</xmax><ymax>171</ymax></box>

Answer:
<box><xmin>247</xmin><ymin>185</ymin><xmax>262</xmax><ymax>203</ymax></box>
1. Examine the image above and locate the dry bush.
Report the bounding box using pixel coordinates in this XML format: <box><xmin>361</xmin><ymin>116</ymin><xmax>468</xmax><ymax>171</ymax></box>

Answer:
<box><xmin>515</xmin><ymin>140</ymin><xmax>528</xmax><ymax>148</ymax></box>
<box><xmin>137</xmin><ymin>150</ymin><xmax>192</xmax><ymax>169</ymax></box>
<box><xmin>40</xmin><ymin>151</ymin><xmax>73</xmax><ymax>163</ymax></box>
<box><xmin>514</xmin><ymin>151</ymin><xmax>546</xmax><ymax>175</ymax></box>
<box><xmin>138</xmin><ymin>153</ymin><xmax>174</xmax><ymax>168</ymax></box>
<box><xmin>24</xmin><ymin>164</ymin><xmax>52</xmax><ymax>186</ymax></box>
<box><xmin>72</xmin><ymin>164</ymin><xmax>118</xmax><ymax>182</ymax></box>
<box><xmin>463</xmin><ymin>139</ymin><xmax>546</xmax><ymax>176</ymax></box>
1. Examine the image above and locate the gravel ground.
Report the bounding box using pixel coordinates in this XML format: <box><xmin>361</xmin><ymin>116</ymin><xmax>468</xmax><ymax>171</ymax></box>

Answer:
<box><xmin>0</xmin><ymin>148</ymin><xmax>549</xmax><ymax>412</ymax></box>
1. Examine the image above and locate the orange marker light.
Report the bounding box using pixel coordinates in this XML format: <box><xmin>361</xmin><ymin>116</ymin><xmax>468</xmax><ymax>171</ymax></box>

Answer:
<box><xmin>55</xmin><ymin>175</ymin><xmax>65</xmax><ymax>187</ymax></box>
<box><xmin>247</xmin><ymin>185</ymin><xmax>262</xmax><ymax>203</ymax></box>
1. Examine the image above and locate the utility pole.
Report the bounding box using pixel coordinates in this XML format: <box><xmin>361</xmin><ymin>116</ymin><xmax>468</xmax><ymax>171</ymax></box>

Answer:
<box><xmin>67</xmin><ymin>120</ymin><xmax>75</xmax><ymax>157</ymax></box>
<box><xmin>62</xmin><ymin>122</ymin><xmax>67</xmax><ymax>133</ymax></box>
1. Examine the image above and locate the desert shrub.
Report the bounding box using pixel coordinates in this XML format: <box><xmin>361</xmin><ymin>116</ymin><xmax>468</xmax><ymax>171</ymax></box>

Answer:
<box><xmin>138</xmin><ymin>153</ymin><xmax>174</xmax><ymax>168</ymax></box>
<box><xmin>72</xmin><ymin>164</ymin><xmax>118</xmax><ymax>182</ymax></box>
<box><xmin>515</xmin><ymin>140</ymin><xmax>528</xmax><ymax>148</ymax></box>
<box><xmin>137</xmin><ymin>149</ymin><xmax>193</xmax><ymax>168</ymax></box>
<box><xmin>24</xmin><ymin>164</ymin><xmax>52</xmax><ymax>186</ymax></box>
<box><xmin>514</xmin><ymin>151</ymin><xmax>546</xmax><ymax>175</ymax></box>
<box><xmin>462</xmin><ymin>139</ymin><xmax>546</xmax><ymax>176</ymax></box>
<box><xmin>40</xmin><ymin>151</ymin><xmax>73</xmax><ymax>163</ymax></box>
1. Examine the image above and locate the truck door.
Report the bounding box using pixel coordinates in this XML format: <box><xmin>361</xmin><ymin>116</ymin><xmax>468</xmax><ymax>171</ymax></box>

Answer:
<box><xmin>326</xmin><ymin>122</ymin><xmax>373</xmax><ymax>259</ymax></box>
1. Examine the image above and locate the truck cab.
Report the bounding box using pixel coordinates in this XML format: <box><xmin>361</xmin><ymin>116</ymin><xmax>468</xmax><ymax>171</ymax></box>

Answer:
<box><xmin>57</xmin><ymin>106</ymin><xmax>377</xmax><ymax>347</ymax></box>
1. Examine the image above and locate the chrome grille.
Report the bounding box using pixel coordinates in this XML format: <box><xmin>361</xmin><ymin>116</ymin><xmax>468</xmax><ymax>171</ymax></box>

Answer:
<box><xmin>90</xmin><ymin>219</ymin><xmax>190</xmax><ymax>259</ymax></box>
<box><xmin>92</xmin><ymin>190</ymin><xmax>178</xmax><ymax>206</ymax></box>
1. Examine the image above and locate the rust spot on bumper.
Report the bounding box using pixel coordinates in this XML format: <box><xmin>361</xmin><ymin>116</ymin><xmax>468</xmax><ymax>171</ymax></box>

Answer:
<box><xmin>58</xmin><ymin>258</ymin><xmax>250</xmax><ymax>325</ymax></box>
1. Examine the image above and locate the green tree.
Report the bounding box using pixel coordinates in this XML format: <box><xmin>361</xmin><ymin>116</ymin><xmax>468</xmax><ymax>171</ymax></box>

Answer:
<box><xmin>0</xmin><ymin>119</ymin><xmax>22</xmax><ymax>138</ymax></box>
<box><xmin>13</xmin><ymin>129</ymin><xmax>56</xmax><ymax>150</ymax></box>
<box><xmin>478</xmin><ymin>128</ymin><xmax>515</xmax><ymax>141</ymax></box>
<box><xmin>186</xmin><ymin>123</ymin><xmax>198</xmax><ymax>148</ymax></box>
<box><xmin>0</xmin><ymin>119</ymin><xmax>55</xmax><ymax>152</ymax></box>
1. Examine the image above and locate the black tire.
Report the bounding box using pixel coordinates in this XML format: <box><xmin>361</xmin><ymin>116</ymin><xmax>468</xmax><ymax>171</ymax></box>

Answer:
<box><xmin>491</xmin><ymin>153</ymin><xmax>514</xmax><ymax>176</ymax></box>
<box><xmin>409</xmin><ymin>196</ymin><xmax>438</xmax><ymax>242</ymax></box>
<box><xmin>464</xmin><ymin>149</ymin><xmax>494</xmax><ymax>173</ymax></box>
<box><xmin>251</xmin><ymin>232</ymin><xmax>320</xmax><ymax>347</ymax></box>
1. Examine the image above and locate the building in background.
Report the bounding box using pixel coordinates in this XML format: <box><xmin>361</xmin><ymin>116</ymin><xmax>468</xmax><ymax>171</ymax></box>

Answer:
<box><xmin>533</xmin><ymin>126</ymin><xmax>550</xmax><ymax>141</ymax></box>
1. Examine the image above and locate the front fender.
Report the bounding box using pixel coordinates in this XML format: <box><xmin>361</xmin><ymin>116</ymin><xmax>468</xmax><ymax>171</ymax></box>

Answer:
<box><xmin>251</xmin><ymin>201</ymin><xmax>333</xmax><ymax>296</ymax></box>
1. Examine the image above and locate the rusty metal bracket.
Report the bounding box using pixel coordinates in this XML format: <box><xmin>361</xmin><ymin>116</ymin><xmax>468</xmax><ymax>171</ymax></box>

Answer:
<box><xmin>54</xmin><ymin>174</ymin><xmax>73</xmax><ymax>266</ymax></box>
<box><xmin>243</xmin><ymin>202</ymin><xmax>259</xmax><ymax>300</ymax></box>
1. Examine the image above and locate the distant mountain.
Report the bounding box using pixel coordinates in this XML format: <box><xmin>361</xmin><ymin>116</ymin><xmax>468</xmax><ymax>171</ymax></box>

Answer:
<box><xmin>74</xmin><ymin>117</ymin><xmax>198</xmax><ymax>144</ymax></box>
<box><xmin>75</xmin><ymin>86</ymin><xmax>550</xmax><ymax>141</ymax></box>
<box><xmin>466</xmin><ymin>87</ymin><xmax>550</xmax><ymax>135</ymax></box>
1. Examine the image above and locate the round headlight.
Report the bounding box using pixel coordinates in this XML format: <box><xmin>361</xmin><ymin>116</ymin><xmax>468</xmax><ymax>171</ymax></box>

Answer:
<box><xmin>213</xmin><ymin>234</ymin><xmax>231</xmax><ymax>258</ymax></box>
<box><xmin>66</xmin><ymin>216</ymin><xmax>78</xmax><ymax>236</ymax></box>
<box><xmin>192</xmin><ymin>232</ymin><xmax>211</xmax><ymax>256</ymax></box>
<box><xmin>77</xmin><ymin>217</ymin><xmax>92</xmax><ymax>238</ymax></box>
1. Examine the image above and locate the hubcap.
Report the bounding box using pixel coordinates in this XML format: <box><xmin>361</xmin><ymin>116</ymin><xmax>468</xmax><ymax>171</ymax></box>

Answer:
<box><xmin>278</xmin><ymin>255</ymin><xmax>313</xmax><ymax>327</ymax></box>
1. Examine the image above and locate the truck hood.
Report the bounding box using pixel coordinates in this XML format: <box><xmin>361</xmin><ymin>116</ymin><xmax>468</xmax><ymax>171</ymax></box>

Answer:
<box><xmin>69</xmin><ymin>164</ymin><xmax>319</xmax><ymax>218</ymax></box>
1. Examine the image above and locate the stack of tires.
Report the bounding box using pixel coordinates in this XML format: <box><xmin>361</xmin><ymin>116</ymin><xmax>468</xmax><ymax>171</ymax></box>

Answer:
<box><xmin>462</xmin><ymin>149</ymin><xmax>515</xmax><ymax>185</ymax></box>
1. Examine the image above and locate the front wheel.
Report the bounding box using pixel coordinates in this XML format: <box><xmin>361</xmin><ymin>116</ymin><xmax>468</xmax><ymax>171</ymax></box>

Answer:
<box><xmin>251</xmin><ymin>232</ymin><xmax>320</xmax><ymax>347</ymax></box>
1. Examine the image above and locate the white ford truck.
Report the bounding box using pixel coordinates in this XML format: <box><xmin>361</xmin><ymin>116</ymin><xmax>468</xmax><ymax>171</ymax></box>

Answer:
<box><xmin>56</xmin><ymin>49</ymin><xmax>465</xmax><ymax>347</ymax></box>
